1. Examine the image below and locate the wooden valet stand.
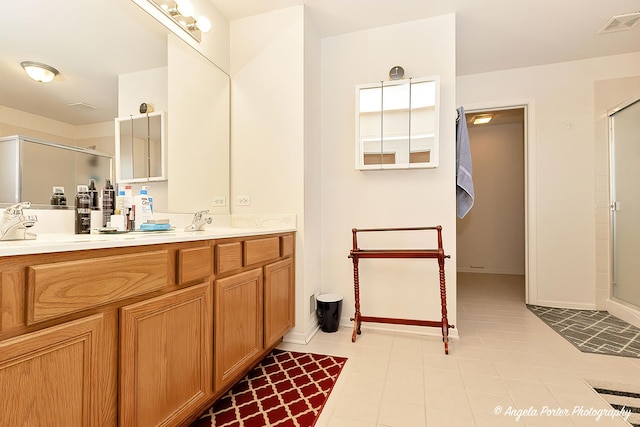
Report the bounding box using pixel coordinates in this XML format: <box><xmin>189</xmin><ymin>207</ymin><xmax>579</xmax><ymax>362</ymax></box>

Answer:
<box><xmin>348</xmin><ymin>226</ymin><xmax>455</xmax><ymax>354</ymax></box>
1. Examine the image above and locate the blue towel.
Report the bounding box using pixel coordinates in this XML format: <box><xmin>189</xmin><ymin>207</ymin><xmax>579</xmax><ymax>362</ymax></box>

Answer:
<box><xmin>456</xmin><ymin>107</ymin><xmax>474</xmax><ymax>219</ymax></box>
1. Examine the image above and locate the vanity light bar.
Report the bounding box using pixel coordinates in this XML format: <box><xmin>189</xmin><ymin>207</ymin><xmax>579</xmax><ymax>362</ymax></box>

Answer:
<box><xmin>132</xmin><ymin>0</ymin><xmax>209</xmax><ymax>43</ymax></box>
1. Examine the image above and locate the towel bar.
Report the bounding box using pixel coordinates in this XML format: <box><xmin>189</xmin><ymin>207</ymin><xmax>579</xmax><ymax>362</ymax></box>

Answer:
<box><xmin>348</xmin><ymin>226</ymin><xmax>455</xmax><ymax>354</ymax></box>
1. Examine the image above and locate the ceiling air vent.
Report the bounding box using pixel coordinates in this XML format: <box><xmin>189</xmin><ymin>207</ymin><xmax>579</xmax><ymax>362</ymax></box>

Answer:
<box><xmin>68</xmin><ymin>102</ymin><xmax>98</xmax><ymax>111</ymax></box>
<box><xmin>598</xmin><ymin>12</ymin><xmax>640</xmax><ymax>33</ymax></box>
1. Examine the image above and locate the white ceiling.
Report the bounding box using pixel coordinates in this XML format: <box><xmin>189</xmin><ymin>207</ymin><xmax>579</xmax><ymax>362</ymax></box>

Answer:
<box><xmin>1</xmin><ymin>0</ymin><xmax>638</xmax><ymax>126</ymax></box>
<box><xmin>214</xmin><ymin>0</ymin><xmax>640</xmax><ymax>76</ymax></box>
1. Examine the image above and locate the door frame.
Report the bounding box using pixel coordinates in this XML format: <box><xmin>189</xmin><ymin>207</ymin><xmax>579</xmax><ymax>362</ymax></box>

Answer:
<box><xmin>459</xmin><ymin>99</ymin><xmax>536</xmax><ymax>304</ymax></box>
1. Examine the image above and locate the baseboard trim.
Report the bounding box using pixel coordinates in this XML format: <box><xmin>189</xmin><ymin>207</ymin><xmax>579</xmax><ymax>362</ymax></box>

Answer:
<box><xmin>283</xmin><ymin>323</ymin><xmax>320</xmax><ymax>345</ymax></box>
<box><xmin>533</xmin><ymin>299</ymin><xmax>596</xmax><ymax>310</ymax></box>
<box><xmin>457</xmin><ymin>268</ymin><xmax>525</xmax><ymax>275</ymax></box>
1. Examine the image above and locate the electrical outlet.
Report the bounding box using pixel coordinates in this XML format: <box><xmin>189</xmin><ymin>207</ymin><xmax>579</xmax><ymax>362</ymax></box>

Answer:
<box><xmin>237</xmin><ymin>195</ymin><xmax>251</xmax><ymax>206</ymax></box>
<box><xmin>213</xmin><ymin>196</ymin><xmax>226</xmax><ymax>207</ymax></box>
<box><xmin>309</xmin><ymin>294</ymin><xmax>316</xmax><ymax>315</ymax></box>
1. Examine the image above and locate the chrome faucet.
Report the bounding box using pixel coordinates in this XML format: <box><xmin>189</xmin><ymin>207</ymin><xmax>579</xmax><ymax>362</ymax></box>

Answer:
<box><xmin>184</xmin><ymin>210</ymin><xmax>212</xmax><ymax>232</ymax></box>
<box><xmin>1</xmin><ymin>202</ymin><xmax>38</xmax><ymax>241</ymax></box>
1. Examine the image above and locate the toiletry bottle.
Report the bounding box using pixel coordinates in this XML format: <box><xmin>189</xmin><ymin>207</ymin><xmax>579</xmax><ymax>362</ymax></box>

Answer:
<box><xmin>145</xmin><ymin>186</ymin><xmax>153</xmax><ymax>215</ymax></box>
<box><xmin>88</xmin><ymin>179</ymin><xmax>99</xmax><ymax>210</ymax></box>
<box><xmin>124</xmin><ymin>186</ymin><xmax>134</xmax><ymax>231</ymax></box>
<box><xmin>102</xmin><ymin>179</ymin><xmax>115</xmax><ymax>227</ymax></box>
<box><xmin>50</xmin><ymin>186</ymin><xmax>67</xmax><ymax>209</ymax></box>
<box><xmin>75</xmin><ymin>185</ymin><xmax>91</xmax><ymax>234</ymax></box>
<box><xmin>124</xmin><ymin>186</ymin><xmax>133</xmax><ymax>212</ymax></box>
<box><xmin>115</xmin><ymin>188</ymin><xmax>126</xmax><ymax>215</ymax></box>
<box><xmin>134</xmin><ymin>186</ymin><xmax>153</xmax><ymax>229</ymax></box>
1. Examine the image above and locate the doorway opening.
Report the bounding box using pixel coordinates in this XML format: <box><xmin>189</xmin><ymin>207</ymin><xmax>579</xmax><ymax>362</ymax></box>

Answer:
<box><xmin>457</xmin><ymin>107</ymin><xmax>527</xmax><ymax>300</ymax></box>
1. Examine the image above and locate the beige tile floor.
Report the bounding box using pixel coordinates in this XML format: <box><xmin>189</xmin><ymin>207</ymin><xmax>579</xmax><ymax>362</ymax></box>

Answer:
<box><xmin>278</xmin><ymin>273</ymin><xmax>640</xmax><ymax>426</ymax></box>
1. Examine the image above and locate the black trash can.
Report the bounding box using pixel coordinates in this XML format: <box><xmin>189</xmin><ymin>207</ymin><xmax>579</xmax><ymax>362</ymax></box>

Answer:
<box><xmin>316</xmin><ymin>294</ymin><xmax>343</xmax><ymax>333</ymax></box>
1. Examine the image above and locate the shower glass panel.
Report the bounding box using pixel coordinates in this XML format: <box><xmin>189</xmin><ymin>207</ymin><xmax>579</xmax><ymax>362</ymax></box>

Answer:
<box><xmin>610</xmin><ymin>98</ymin><xmax>640</xmax><ymax>307</ymax></box>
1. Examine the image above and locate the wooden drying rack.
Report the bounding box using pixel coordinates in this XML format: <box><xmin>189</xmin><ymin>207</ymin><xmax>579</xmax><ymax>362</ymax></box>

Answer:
<box><xmin>348</xmin><ymin>226</ymin><xmax>454</xmax><ymax>354</ymax></box>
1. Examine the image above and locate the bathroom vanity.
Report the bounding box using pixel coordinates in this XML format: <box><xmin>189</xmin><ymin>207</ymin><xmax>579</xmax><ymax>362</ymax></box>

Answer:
<box><xmin>0</xmin><ymin>228</ymin><xmax>295</xmax><ymax>426</ymax></box>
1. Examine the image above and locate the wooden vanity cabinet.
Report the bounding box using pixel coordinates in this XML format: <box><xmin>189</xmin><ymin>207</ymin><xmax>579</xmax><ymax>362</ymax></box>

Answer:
<box><xmin>0</xmin><ymin>232</ymin><xmax>295</xmax><ymax>427</ymax></box>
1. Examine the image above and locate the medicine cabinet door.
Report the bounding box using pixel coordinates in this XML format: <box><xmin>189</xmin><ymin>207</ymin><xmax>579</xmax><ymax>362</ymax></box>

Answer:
<box><xmin>356</xmin><ymin>76</ymin><xmax>439</xmax><ymax>170</ymax></box>
<box><xmin>115</xmin><ymin>111</ymin><xmax>166</xmax><ymax>183</ymax></box>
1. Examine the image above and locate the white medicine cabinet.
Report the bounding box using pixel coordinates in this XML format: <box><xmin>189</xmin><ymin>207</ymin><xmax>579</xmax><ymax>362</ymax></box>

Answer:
<box><xmin>355</xmin><ymin>76</ymin><xmax>439</xmax><ymax>170</ymax></box>
<box><xmin>115</xmin><ymin>111</ymin><xmax>166</xmax><ymax>183</ymax></box>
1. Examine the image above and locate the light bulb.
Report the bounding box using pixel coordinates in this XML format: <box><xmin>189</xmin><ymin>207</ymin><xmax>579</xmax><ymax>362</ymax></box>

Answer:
<box><xmin>175</xmin><ymin>0</ymin><xmax>194</xmax><ymax>17</ymax></box>
<box><xmin>196</xmin><ymin>16</ymin><xmax>211</xmax><ymax>32</ymax></box>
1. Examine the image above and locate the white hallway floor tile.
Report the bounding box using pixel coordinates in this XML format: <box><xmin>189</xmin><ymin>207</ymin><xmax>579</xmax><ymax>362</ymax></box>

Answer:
<box><xmin>280</xmin><ymin>273</ymin><xmax>635</xmax><ymax>426</ymax></box>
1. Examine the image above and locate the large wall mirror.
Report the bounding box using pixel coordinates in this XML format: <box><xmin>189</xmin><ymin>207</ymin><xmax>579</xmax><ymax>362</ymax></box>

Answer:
<box><xmin>0</xmin><ymin>0</ymin><xmax>230</xmax><ymax>213</ymax></box>
<box><xmin>356</xmin><ymin>76</ymin><xmax>440</xmax><ymax>170</ymax></box>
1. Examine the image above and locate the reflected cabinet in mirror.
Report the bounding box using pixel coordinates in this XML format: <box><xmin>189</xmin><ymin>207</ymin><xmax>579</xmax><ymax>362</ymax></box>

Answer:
<box><xmin>115</xmin><ymin>111</ymin><xmax>166</xmax><ymax>183</ymax></box>
<box><xmin>355</xmin><ymin>76</ymin><xmax>439</xmax><ymax>170</ymax></box>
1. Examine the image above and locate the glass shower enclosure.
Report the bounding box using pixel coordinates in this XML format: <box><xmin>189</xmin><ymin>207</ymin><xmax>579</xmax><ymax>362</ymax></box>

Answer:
<box><xmin>610</xmin><ymin>97</ymin><xmax>640</xmax><ymax>308</ymax></box>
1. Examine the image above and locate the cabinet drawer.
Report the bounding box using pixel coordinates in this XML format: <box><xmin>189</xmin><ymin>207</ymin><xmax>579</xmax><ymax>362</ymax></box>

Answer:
<box><xmin>215</xmin><ymin>242</ymin><xmax>242</xmax><ymax>275</ymax></box>
<box><xmin>243</xmin><ymin>237</ymin><xmax>280</xmax><ymax>266</ymax></box>
<box><xmin>178</xmin><ymin>246</ymin><xmax>212</xmax><ymax>284</ymax></box>
<box><xmin>27</xmin><ymin>250</ymin><xmax>169</xmax><ymax>325</ymax></box>
<box><xmin>280</xmin><ymin>235</ymin><xmax>294</xmax><ymax>257</ymax></box>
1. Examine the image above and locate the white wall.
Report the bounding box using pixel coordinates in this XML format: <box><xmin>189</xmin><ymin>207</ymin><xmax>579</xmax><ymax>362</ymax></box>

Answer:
<box><xmin>320</xmin><ymin>14</ymin><xmax>458</xmax><ymax>336</ymax></box>
<box><xmin>458</xmin><ymin>52</ymin><xmax>640</xmax><ymax>309</ymax></box>
<box><xmin>230</xmin><ymin>6</ymin><xmax>313</xmax><ymax>341</ymax></box>
<box><xmin>457</xmin><ymin>121</ymin><xmax>525</xmax><ymax>275</ymax></box>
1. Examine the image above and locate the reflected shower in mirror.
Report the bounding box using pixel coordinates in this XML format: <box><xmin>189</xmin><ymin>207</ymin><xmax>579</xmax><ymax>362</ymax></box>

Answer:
<box><xmin>0</xmin><ymin>136</ymin><xmax>113</xmax><ymax>208</ymax></box>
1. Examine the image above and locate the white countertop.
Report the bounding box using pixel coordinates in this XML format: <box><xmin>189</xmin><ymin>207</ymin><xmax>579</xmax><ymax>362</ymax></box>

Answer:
<box><xmin>0</xmin><ymin>226</ymin><xmax>296</xmax><ymax>257</ymax></box>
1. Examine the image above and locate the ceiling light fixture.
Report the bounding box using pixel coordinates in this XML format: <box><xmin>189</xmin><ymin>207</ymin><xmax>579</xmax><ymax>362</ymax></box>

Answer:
<box><xmin>472</xmin><ymin>114</ymin><xmax>493</xmax><ymax>125</ymax></box>
<box><xmin>21</xmin><ymin>61</ymin><xmax>59</xmax><ymax>83</ymax></box>
<box><xmin>132</xmin><ymin>0</ymin><xmax>211</xmax><ymax>43</ymax></box>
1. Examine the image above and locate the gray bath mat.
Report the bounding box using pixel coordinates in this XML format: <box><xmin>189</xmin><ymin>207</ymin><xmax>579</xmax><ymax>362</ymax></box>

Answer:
<box><xmin>527</xmin><ymin>305</ymin><xmax>640</xmax><ymax>358</ymax></box>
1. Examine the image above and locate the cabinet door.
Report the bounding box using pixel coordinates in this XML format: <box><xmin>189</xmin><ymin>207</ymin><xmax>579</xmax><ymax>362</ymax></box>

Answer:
<box><xmin>214</xmin><ymin>268</ymin><xmax>263</xmax><ymax>391</ymax></box>
<box><xmin>0</xmin><ymin>313</ymin><xmax>117</xmax><ymax>427</ymax></box>
<box><xmin>264</xmin><ymin>258</ymin><xmax>295</xmax><ymax>348</ymax></box>
<box><xmin>120</xmin><ymin>282</ymin><xmax>212</xmax><ymax>427</ymax></box>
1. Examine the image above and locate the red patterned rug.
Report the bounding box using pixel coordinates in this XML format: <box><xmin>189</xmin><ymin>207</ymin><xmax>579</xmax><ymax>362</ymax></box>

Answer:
<box><xmin>191</xmin><ymin>349</ymin><xmax>347</xmax><ymax>427</ymax></box>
